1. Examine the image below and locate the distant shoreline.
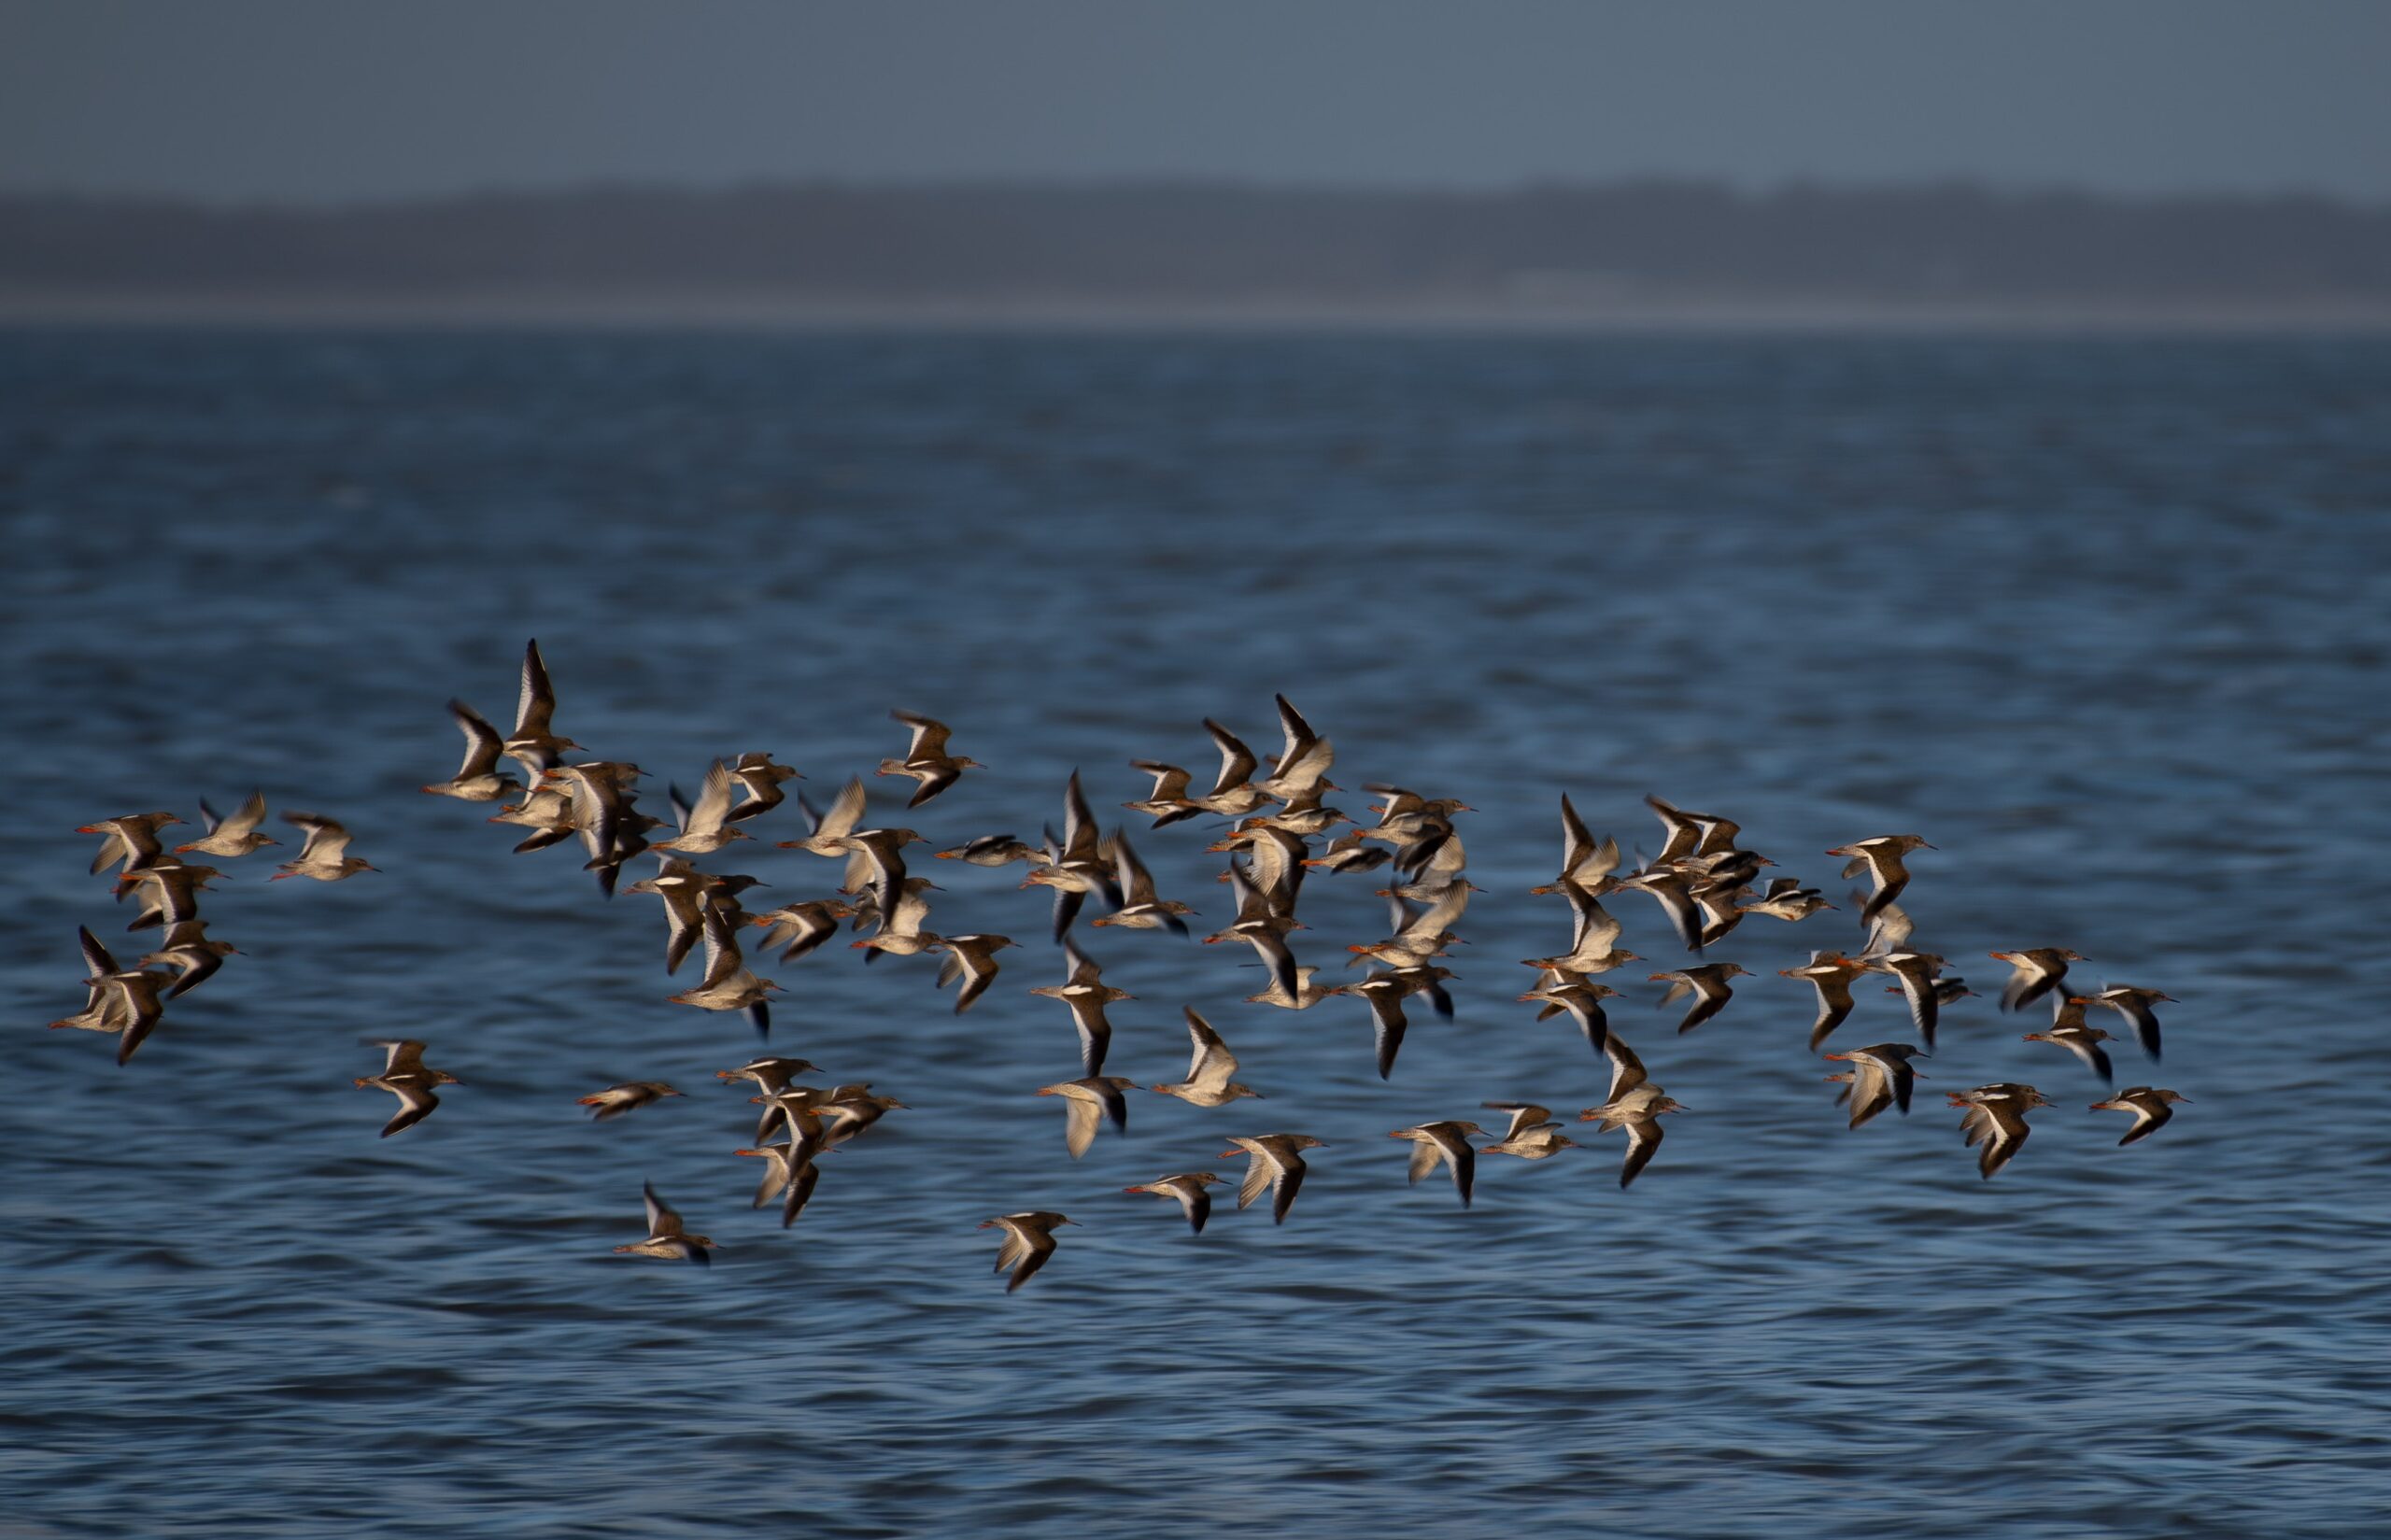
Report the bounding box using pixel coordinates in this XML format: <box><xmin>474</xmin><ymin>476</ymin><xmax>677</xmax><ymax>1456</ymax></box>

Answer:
<box><xmin>8</xmin><ymin>288</ymin><xmax>2391</xmax><ymax>334</ymax></box>
<box><xmin>7</xmin><ymin>180</ymin><xmax>2389</xmax><ymax>332</ymax></box>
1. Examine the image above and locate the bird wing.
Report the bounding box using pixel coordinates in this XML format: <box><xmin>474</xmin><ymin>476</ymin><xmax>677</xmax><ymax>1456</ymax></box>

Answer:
<box><xmin>1860</xmin><ymin>902</ymin><xmax>1914</xmax><ymax>958</ymax></box>
<box><xmin>886</xmin><ymin>882</ymin><xmax>935</xmax><ymax>938</ymax></box>
<box><xmin>1999</xmin><ymin>959</ymin><xmax>2042</xmax><ymax>1013</ymax></box>
<box><xmin>817</xmin><ymin>777</ymin><xmax>869</xmax><ymax>842</ymax></box>
<box><xmin>1060</xmin><ymin>1092</ymin><xmax>1104</xmax><ymax>1158</ymax></box>
<box><xmin>285</xmin><ymin>812</ymin><xmax>353</xmax><ymax>863</ymax></box>
<box><xmin>659</xmin><ymin>888</ymin><xmax>707</xmax><ymax>974</ymax></box>
<box><xmin>216</xmin><ymin>789</ymin><xmax>268</xmax><ymax>839</ymax></box>
<box><xmin>151</xmin><ymin>941</ymin><xmax>219</xmax><ymax>997</ymax></box>
<box><xmin>1270</xmin><ymin>694</ymin><xmax>1318</xmax><ymax>772</ymax></box>
<box><xmin>1407</xmin><ymin>881</ymin><xmax>1471</xmax><ymax>943</ymax></box>
<box><xmin>1644</xmin><ymin>795</ymin><xmax>1704</xmax><ymax>865</ymax></box>
<box><xmin>780</xmin><ymin>1161</ymin><xmax>821</xmax><ymax>1227</ymax></box>
<box><xmin>1484</xmin><ymin>1103</ymin><xmax>1552</xmax><ymax>1141</ymax></box>
<box><xmin>697</xmin><ymin>905</ymin><xmax>747</xmax><ymax>988</ymax></box>
<box><xmin>370</xmin><ymin>1038</ymin><xmax>430</xmax><ymax>1077</ymax></box>
<box><xmin>1060</xmin><ymin>772</ymin><xmax>1099</xmax><ymax>863</ymax></box>
<box><xmin>1368</xmin><ymin>1000</ymin><xmax>1408</xmax><ymax>1081</ymax></box>
<box><xmin>1847</xmin><ymin>1060</ymin><xmax>1892</xmax><ymax>1127</ymax></box>
<box><xmin>1070</xmin><ymin>1000</ymin><xmax>1112</xmax><ymax>1079</ymax></box>
<box><xmin>1271</xmin><ymin>737</ymin><xmax>1335</xmax><ymax>798</ymax></box>
<box><xmin>86</xmin><ymin>825</ymin><xmax>129</xmax><ymax>876</ymax></box>
<box><xmin>1440</xmin><ymin>1132</ymin><xmax>1476</xmax><ymax>1205</ymax></box>
<box><xmin>1848</xmin><ymin>842</ymin><xmax>1900</xmax><ymax>884</ymax></box>
<box><xmin>746</xmin><ymin>1145</ymin><xmax>795</xmax><ymax>1206</ymax></box>
<box><xmin>1978</xmin><ymin>1109</ymin><xmax>2030</xmax><ymax>1178</ymax></box>
<box><xmin>1618</xmin><ymin>1118</ymin><xmax>1664</xmax><ymax>1188</ymax></box>
<box><xmin>1130</xmin><ymin>760</ymin><xmax>1192</xmax><ymax>800</ymax></box>
<box><xmin>1691</xmin><ymin>812</ymin><xmax>1743</xmax><ymax>855</ymax></box>
<box><xmin>1416</xmin><ymin>831</ymin><xmax>1468</xmax><ymax>884</ymax></box>
<box><xmin>990</xmin><ymin>1216</ymin><xmax>1036</xmax><ymax>1275</ymax></box>
<box><xmin>1676</xmin><ymin>983</ymin><xmax>1732</xmax><ymax>1034</ymax></box>
<box><xmin>784</xmin><ymin>905</ymin><xmax>842</xmax><ymax>955</ymax></box>
<box><xmin>1111</xmin><ymin>833</ymin><xmax>1159</xmax><ymax>906</ymax></box>
<box><xmin>1243</xmin><ymin>926</ymin><xmax>1300</xmax><ymax>1002</ymax></box>
<box><xmin>1219</xmin><ymin>859</ymin><xmax>1271</xmax><ymax>926</ymax></box>
<box><xmin>643</xmin><ymin>1182</ymin><xmax>685</xmax><ymax>1240</ymax></box>
<box><xmin>2118</xmin><ymin>1099</ymin><xmax>2169</xmax><ymax>1146</ymax></box>
<box><xmin>943</xmin><ymin>947</ymin><xmax>994</xmax><ymax>1011</ymax></box>
<box><xmin>1604</xmin><ymin>1032</ymin><xmax>1650</xmax><ymax>1102</ymax></box>
<box><xmin>448</xmin><ymin>699</ymin><xmax>505</xmax><ymax>777</ymax></box>
<box><xmin>1266</xmin><ymin>1151</ymin><xmax>1307</xmax><ymax>1224</ymax></box>
<box><xmin>1202</xmin><ymin>719</ymin><xmax>1258</xmax><ymax>796</ymax></box>
<box><xmin>685</xmin><ymin>759</ymin><xmax>736</xmax><ymax>838</ymax></box>
<box><xmin>1184</xmin><ymin>1008</ymin><xmax>1238</xmax><ymax>1087</ymax></box>
<box><xmin>841</xmin><ymin>845</ymin><xmax>877</xmax><ymax>901</ymax></box>
<box><xmin>1806</xmin><ymin>972</ymin><xmax>1857</xmax><ymax>1051</ymax></box>
<box><xmin>1881</xmin><ymin>1055</ymin><xmax>1919</xmax><ymax>1115</ymax></box>
<box><xmin>2101</xmin><ymin>992</ymin><xmax>2166</xmax><ymax>1060</ymax></box>
<box><xmin>1558</xmin><ymin>794</ymin><xmax>1593</xmax><ymax>876</ymax></box>
<box><xmin>78</xmin><ymin>925</ymin><xmax>120</xmax><ymax>979</ymax></box>
<box><xmin>1004</xmin><ymin>1226</ymin><xmax>1057</xmax><ymax>1293</ymax></box>
<box><xmin>514</xmin><ymin>640</ymin><xmax>558</xmax><ymax>738</ymax></box>
<box><xmin>903</xmin><ymin>766</ymin><xmax>958</xmax><ymax>809</ymax></box>
<box><xmin>1229</xmin><ymin>1144</ymin><xmax>1270</xmax><ymax>1209</ymax></box>
<box><xmin>1241</xmin><ymin>829</ymin><xmax>1297</xmax><ymax>904</ymax></box>
<box><xmin>376</xmin><ymin>1078</ymin><xmax>440</xmax><ymax>1136</ymax></box>
<box><xmin>1648</xmin><ymin>877</ymin><xmax>1706</xmax><ymax>951</ymax></box>
<box><xmin>559</xmin><ymin>774</ymin><xmax>616</xmax><ymax>864</ymax></box>
<box><xmin>1896</xmin><ymin>966</ymin><xmax>1942</xmax><ymax>1044</ymax></box>
<box><xmin>1561</xmin><ymin>879</ymin><xmax>1619</xmax><ymax>954</ymax></box>
<box><xmin>110</xmin><ymin>977</ymin><xmax>165</xmax><ymax>1064</ymax></box>
<box><xmin>893</xmin><ymin>710</ymin><xmax>952</xmax><ymax>761</ymax></box>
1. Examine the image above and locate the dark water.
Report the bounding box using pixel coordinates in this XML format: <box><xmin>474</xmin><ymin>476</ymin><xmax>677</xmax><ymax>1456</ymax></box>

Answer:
<box><xmin>5</xmin><ymin>330</ymin><xmax>2388</xmax><ymax>1537</ymax></box>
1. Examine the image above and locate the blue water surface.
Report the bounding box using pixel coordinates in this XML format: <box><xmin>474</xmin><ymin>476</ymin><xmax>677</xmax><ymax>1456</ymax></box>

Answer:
<box><xmin>3</xmin><ymin>329</ymin><xmax>2388</xmax><ymax>1537</ymax></box>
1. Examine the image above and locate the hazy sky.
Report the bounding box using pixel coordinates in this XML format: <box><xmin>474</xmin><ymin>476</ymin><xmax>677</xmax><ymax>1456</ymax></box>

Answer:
<box><xmin>4</xmin><ymin>0</ymin><xmax>2387</xmax><ymax>203</ymax></box>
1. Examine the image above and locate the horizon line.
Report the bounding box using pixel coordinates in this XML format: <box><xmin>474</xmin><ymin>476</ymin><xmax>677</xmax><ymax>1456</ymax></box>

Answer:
<box><xmin>5</xmin><ymin>173</ymin><xmax>2388</xmax><ymax>216</ymax></box>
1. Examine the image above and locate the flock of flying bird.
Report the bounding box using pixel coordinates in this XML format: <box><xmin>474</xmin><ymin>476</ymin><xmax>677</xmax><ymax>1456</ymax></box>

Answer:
<box><xmin>52</xmin><ymin>641</ymin><xmax>2192</xmax><ymax>1293</ymax></box>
